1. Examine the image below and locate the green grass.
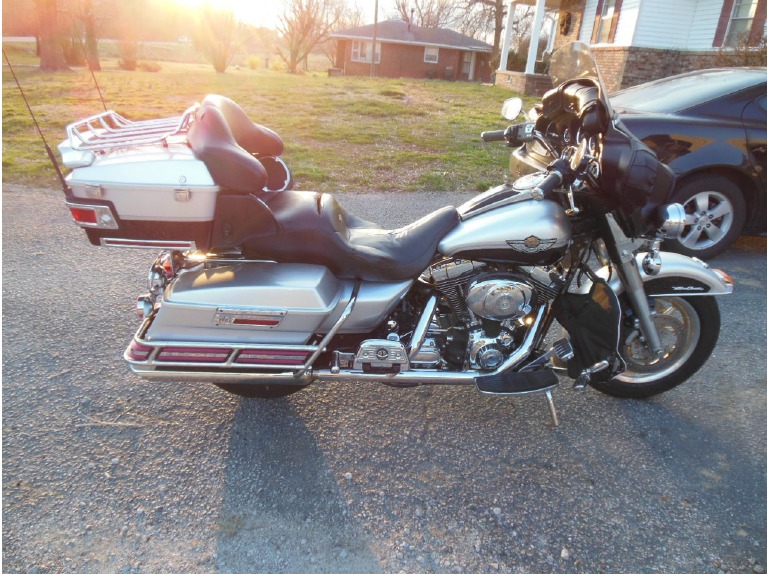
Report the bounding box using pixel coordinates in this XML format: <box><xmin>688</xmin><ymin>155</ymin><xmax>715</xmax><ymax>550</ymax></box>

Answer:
<box><xmin>2</xmin><ymin>43</ymin><xmax>538</xmax><ymax>193</ymax></box>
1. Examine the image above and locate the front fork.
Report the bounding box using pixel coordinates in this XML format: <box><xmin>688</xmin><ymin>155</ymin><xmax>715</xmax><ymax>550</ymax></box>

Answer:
<box><xmin>600</xmin><ymin>214</ymin><xmax>665</xmax><ymax>357</ymax></box>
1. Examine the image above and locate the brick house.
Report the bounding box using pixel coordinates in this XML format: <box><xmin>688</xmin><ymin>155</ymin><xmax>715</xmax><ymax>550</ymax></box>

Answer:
<box><xmin>496</xmin><ymin>0</ymin><xmax>767</xmax><ymax>94</ymax></box>
<box><xmin>330</xmin><ymin>20</ymin><xmax>494</xmax><ymax>82</ymax></box>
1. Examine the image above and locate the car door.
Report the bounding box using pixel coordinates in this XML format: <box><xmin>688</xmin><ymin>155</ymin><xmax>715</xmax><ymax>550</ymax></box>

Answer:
<box><xmin>742</xmin><ymin>91</ymin><xmax>767</xmax><ymax>188</ymax></box>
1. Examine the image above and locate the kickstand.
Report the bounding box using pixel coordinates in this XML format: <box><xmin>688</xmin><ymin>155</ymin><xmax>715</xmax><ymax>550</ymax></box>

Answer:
<box><xmin>544</xmin><ymin>389</ymin><xmax>560</xmax><ymax>427</ymax></box>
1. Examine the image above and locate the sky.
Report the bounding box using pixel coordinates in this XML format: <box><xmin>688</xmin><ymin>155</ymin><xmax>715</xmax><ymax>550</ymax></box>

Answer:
<box><xmin>175</xmin><ymin>0</ymin><xmax>384</xmax><ymax>30</ymax></box>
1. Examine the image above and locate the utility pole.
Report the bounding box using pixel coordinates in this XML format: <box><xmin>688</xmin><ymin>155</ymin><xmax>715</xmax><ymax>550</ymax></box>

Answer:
<box><xmin>371</xmin><ymin>0</ymin><xmax>379</xmax><ymax>77</ymax></box>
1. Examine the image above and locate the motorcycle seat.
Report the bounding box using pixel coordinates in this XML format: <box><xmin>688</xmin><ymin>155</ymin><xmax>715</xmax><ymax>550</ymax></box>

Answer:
<box><xmin>238</xmin><ymin>191</ymin><xmax>459</xmax><ymax>282</ymax></box>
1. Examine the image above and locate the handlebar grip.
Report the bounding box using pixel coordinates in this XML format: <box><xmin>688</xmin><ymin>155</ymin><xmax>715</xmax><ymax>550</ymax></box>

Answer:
<box><xmin>533</xmin><ymin>171</ymin><xmax>564</xmax><ymax>197</ymax></box>
<box><xmin>481</xmin><ymin>130</ymin><xmax>507</xmax><ymax>142</ymax></box>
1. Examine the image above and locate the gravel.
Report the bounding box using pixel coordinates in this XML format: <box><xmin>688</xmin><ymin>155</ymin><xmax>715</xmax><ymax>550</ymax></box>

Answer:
<box><xmin>3</xmin><ymin>186</ymin><xmax>766</xmax><ymax>573</ymax></box>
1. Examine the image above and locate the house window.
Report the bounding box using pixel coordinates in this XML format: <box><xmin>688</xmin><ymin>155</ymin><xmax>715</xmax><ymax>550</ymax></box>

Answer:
<box><xmin>725</xmin><ymin>0</ymin><xmax>759</xmax><ymax>45</ymax></box>
<box><xmin>595</xmin><ymin>0</ymin><xmax>617</xmax><ymax>43</ymax></box>
<box><xmin>351</xmin><ymin>41</ymin><xmax>381</xmax><ymax>63</ymax></box>
<box><xmin>591</xmin><ymin>0</ymin><xmax>623</xmax><ymax>44</ymax></box>
<box><xmin>424</xmin><ymin>46</ymin><xmax>439</xmax><ymax>64</ymax></box>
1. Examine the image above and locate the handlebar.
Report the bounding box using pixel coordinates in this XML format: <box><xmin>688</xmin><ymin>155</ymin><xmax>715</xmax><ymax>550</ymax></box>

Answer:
<box><xmin>481</xmin><ymin>129</ymin><xmax>507</xmax><ymax>142</ymax></box>
<box><xmin>481</xmin><ymin>123</ymin><xmax>535</xmax><ymax>146</ymax></box>
<box><xmin>533</xmin><ymin>171</ymin><xmax>564</xmax><ymax>197</ymax></box>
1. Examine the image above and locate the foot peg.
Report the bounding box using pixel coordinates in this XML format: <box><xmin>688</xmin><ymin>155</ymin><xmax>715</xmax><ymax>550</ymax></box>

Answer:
<box><xmin>573</xmin><ymin>360</ymin><xmax>610</xmax><ymax>391</ymax></box>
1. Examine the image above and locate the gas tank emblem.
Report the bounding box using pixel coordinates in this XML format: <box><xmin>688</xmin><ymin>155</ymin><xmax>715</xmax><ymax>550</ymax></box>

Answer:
<box><xmin>507</xmin><ymin>236</ymin><xmax>557</xmax><ymax>253</ymax></box>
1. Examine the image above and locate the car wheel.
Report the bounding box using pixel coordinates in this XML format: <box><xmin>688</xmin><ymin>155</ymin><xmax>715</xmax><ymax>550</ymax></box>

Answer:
<box><xmin>664</xmin><ymin>175</ymin><xmax>746</xmax><ymax>259</ymax></box>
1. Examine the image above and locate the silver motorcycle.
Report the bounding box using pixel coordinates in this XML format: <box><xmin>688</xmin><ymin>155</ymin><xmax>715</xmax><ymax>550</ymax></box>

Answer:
<box><xmin>59</xmin><ymin>42</ymin><xmax>733</xmax><ymax>424</ymax></box>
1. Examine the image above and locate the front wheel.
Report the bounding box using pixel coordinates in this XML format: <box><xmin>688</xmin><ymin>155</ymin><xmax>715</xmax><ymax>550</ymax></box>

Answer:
<box><xmin>590</xmin><ymin>296</ymin><xmax>720</xmax><ymax>398</ymax></box>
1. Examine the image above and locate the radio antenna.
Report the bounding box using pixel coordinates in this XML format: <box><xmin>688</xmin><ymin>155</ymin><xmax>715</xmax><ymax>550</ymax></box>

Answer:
<box><xmin>2</xmin><ymin>48</ymin><xmax>68</xmax><ymax>193</ymax></box>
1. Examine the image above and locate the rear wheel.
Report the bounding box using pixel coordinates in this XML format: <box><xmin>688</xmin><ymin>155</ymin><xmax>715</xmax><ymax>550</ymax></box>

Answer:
<box><xmin>214</xmin><ymin>383</ymin><xmax>308</xmax><ymax>398</ymax></box>
<box><xmin>590</xmin><ymin>296</ymin><xmax>720</xmax><ymax>398</ymax></box>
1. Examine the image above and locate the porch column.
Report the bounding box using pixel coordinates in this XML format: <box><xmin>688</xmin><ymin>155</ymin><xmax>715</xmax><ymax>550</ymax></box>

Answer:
<box><xmin>525</xmin><ymin>0</ymin><xmax>547</xmax><ymax>74</ymax></box>
<box><xmin>498</xmin><ymin>0</ymin><xmax>516</xmax><ymax>71</ymax></box>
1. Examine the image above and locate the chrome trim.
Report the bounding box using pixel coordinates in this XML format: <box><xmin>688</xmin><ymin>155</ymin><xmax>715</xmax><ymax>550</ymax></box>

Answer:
<box><xmin>128</xmin><ymin>366</ymin><xmax>314</xmax><ymax>385</ymax></box>
<box><xmin>101</xmin><ymin>238</ymin><xmax>196</xmax><ymax>250</ymax></box>
<box><xmin>126</xmin><ymin>305</ymin><xmax>549</xmax><ymax>388</ymax></box>
<box><xmin>657</xmin><ymin>203</ymin><xmax>687</xmax><ymax>239</ymax></box>
<box><xmin>408</xmin><ymin>295</ymin><xmax>437</xmax><ymax>360</ymax></box>
<box><xmin>293</xmin><ymin>282</ymin><xmax>360</xmax><ymax>378</ymax></box>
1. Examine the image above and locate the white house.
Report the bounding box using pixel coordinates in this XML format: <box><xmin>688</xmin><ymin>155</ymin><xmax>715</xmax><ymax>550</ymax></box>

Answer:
<box><xmin>497</xmin><ymin>0</ymin><xmax>767</xmax><ymax>94</ymax></box>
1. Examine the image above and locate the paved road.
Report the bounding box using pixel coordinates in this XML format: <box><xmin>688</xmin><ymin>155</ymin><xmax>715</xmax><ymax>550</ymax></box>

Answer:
<box><xmin>3</xmin><ymin>186</ymin><xmax>766</xmax><ymax>574</ymax></box>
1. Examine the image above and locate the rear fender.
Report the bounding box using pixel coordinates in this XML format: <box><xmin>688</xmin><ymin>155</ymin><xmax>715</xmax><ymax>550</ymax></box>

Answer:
<box><xmin>574</xmin><ymin>251</ymin><xmax>734</xmax><ymax>296</ymax></box>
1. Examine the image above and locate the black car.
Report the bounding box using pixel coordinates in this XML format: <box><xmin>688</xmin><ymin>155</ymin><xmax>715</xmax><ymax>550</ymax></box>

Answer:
<box><xmin>610</xmin><ymin>68</ymin><xmax>766</xmax><ymax>258</ymax></box>
<box><xmin>512</xmin><ymin>68</ymin><xmax>767</xmax><ymax>259</ymax></box>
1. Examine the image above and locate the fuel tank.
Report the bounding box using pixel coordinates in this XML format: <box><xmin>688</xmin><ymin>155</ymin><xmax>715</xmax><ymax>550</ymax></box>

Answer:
<box><xmin>438</xmin><ymin>189</ymin><xmax>571</xmax><ymax>265</ymax></box>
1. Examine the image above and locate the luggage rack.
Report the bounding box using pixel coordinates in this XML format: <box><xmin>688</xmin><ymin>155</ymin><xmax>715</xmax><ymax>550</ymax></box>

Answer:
<box><xmin>65</xmin><ymin>103</ymin><xmax>199</xmax><ymax>152</ymax></box>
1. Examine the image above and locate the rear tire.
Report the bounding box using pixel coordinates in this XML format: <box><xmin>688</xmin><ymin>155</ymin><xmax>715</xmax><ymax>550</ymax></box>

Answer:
<box><xmin>214</xmin><ymin>383</ymin><xmax>308</xmax><ymax>398</ymax></box>
<box><xmin>590</xmin><ymin>296</ymin><xmax>720</xmax><ymax>398</ymax></box>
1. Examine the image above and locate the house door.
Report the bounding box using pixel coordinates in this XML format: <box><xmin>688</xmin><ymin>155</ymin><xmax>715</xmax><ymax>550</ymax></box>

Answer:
<box><xmin>461</xmin><ymin>52</ymin><xmax>476</xmax><ymax>81</ymax></box>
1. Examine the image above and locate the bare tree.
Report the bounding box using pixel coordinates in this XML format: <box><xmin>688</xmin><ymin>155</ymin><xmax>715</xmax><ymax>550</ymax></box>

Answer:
<box><xmin>322</xmin><ymin>2</ymin><xmax>364</xmax><ymax>66</ymax></box>
<box><xmin>193</xmin><ymin>6</ymin><xmax>243</xmax><ymax>73</ymax></box>
<box><xmin>36</xmin><ymin>0</ymin><xmax>69</xmax><ymax>71</ymax></box>
<box><xmin>392</xmin><ymin>0</ymin><xmax>459</xmax><ymax>28</ymax></box>
<box><xmin>467</xmin><ymin>0</ymin><xmax>506</xmax><ymax>57</ymax></box>
<box><xmin>277</xmin><ymin>0</ymin><xmax>345</xmax><ymax>73</ymax></box>
<box><xmin>64</xmin><ymin>0</ymin><xmax>107</xmax><ymax>71</ymax></box>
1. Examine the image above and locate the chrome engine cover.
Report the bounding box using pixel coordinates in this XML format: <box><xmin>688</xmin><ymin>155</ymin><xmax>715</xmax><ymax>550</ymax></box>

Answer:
<box><xmin>466</xmin><ymin>278</ymin><xmax>534</xmax><ymax>321</ymax></box>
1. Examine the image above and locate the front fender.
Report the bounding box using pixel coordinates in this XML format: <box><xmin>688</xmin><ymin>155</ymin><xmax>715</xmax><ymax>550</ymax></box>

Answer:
<box><xmin>576</xmin><ymin>251</ymin><xmax>734</xmax><ymax>296</ymax></box>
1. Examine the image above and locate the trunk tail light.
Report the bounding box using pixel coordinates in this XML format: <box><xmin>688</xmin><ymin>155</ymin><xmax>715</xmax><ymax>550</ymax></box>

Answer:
<box><xmin>69</xmin><ymin>206</ymin><xmax>98</xmax><ymax>225</ymax></box>
<box><xmin>127</xmin><ymin>340</ymin><xmax>154</xmax><ymax>361</ymax></box>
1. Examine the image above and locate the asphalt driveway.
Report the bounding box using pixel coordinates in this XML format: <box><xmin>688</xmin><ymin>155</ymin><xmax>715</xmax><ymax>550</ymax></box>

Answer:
<box><xmin>3</xmin><ymin>186</ymin><xmax>766</xmax><ymax>573</ymax></box>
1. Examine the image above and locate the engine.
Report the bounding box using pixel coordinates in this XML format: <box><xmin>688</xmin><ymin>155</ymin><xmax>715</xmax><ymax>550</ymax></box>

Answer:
<box><xmin>424</xmin><ymin>259</ymin><xmax>563</xmax><ymax>371</ymax></box>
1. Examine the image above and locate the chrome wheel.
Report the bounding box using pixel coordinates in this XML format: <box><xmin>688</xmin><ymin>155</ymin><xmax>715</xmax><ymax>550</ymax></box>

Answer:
<box><xmin>666</xmin><ymin>175</ymin><xmax>746</xmax><ymax>259</ymax></box>
<box><xmin>678</xmin><ymin>191</ymin><xmax>733</xmax><ymax>251</ymax></box>
<box><xmin>616</xmin><ymin>297</ymin><xmax>700</xmax><ymax>385</ymax></box>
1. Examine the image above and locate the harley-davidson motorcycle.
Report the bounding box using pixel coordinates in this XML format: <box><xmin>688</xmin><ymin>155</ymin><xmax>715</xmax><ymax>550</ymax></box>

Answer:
<box><xmin>58</xmin><ymin>42</ymin><xmax>733</xmax><ymax>423</ymax></box>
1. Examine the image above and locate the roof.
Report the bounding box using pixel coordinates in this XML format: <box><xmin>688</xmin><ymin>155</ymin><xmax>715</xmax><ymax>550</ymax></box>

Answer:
<box><xmin>331</xmin><ymin>19</ymin><xmax>493</xmax><ymax>53</ymax></box>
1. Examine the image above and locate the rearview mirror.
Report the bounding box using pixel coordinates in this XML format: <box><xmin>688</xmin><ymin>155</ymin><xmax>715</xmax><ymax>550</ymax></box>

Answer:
<box><xmin>501</xmin><ymin>97</ymin><xmax>523</xmax><ymax>121</ymax></box>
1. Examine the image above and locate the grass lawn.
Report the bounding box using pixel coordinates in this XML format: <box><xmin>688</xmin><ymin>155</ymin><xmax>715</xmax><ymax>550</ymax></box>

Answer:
<box><xmin>2</xmin><ymin>42</ymin><xmax>536</xmax><ymax>194</ymax></box>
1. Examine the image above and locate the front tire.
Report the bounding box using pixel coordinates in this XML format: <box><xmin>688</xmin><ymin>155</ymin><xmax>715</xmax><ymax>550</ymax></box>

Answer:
<box><xmin>591</xmin><ymin>296</ymin><xmax>720</xmax><ymax>398</ymax></box>
<box><xmin>664</xmin><ymin>175</ymin><xmax>746</xmax><ymax>259</ymax></box>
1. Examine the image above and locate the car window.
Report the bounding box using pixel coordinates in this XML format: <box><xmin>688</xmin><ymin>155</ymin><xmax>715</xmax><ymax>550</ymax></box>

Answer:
<box><xmin>611</xmin><ymin>70</ymin><xmax>766</xmax><ymax>113</ymax></box>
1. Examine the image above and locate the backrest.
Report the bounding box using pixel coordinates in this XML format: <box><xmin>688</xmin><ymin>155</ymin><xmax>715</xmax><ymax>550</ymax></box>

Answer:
<box><xmin>200</xmin><ymin>94</ymin><xmax>284</xmax><ymax>157</ymax></box>
<box><xmin>186</xmin><ymin>104</ymin><xmax>267</xmax><ymax>193</ymax></box>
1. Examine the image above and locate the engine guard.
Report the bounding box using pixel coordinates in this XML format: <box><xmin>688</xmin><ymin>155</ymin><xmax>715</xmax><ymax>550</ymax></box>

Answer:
<box><xmin>572</xmin><ymin>251</ymin><xmax>734</xmax><ymax>297</ymax></box>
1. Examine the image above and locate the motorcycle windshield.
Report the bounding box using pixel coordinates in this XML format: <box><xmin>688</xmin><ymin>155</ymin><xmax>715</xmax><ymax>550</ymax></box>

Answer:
<box><xmin>548</xmin><ymin>42</ymin><xmax>615</xmax><ymax>120</ymax></box>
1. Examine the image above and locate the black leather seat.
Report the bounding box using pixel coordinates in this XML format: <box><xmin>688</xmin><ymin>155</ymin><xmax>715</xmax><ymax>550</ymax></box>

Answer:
<box><xmin>240</xmin><ymin>191</ymin><xmax>459</xmax><ymax>282</ymax></box>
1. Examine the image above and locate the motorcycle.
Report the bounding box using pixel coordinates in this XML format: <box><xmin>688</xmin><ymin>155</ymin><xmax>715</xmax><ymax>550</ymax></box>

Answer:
<box><xmin>58</xmin><ymin>42</ymin><xmax>733</xmax><ymax>425</ymax></box>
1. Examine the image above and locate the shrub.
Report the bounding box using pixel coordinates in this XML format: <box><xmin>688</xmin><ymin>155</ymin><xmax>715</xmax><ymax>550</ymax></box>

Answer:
<box><xmin>245</xmin><ymin>55</ymin><xmax>262</xmax><ymax>70</ymax></box>
<box><xmin>137</xmin><ymin>61</ymin><xmax>162</xmax><ymax>72</ymax></box>
<box><xmin>118</xmin><ymin>41</ymin><xmax>138</xmax><ymax>71</ymax></box>
<box><xmin>269</xmin><ymin>59</ymin><xmax>286</xmax><ymax>72</ymax></box>
<box><xmin>715</xmin><ymin>33</ymin><xmax>767</xmax><ymax>67</ymax></box>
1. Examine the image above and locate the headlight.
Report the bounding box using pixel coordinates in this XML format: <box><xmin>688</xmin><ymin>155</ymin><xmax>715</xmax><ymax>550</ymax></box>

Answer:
<box><xmin>657</xmin><ymin>203</ymin><xmax>687</xmax><ymax>239</ymax></box>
